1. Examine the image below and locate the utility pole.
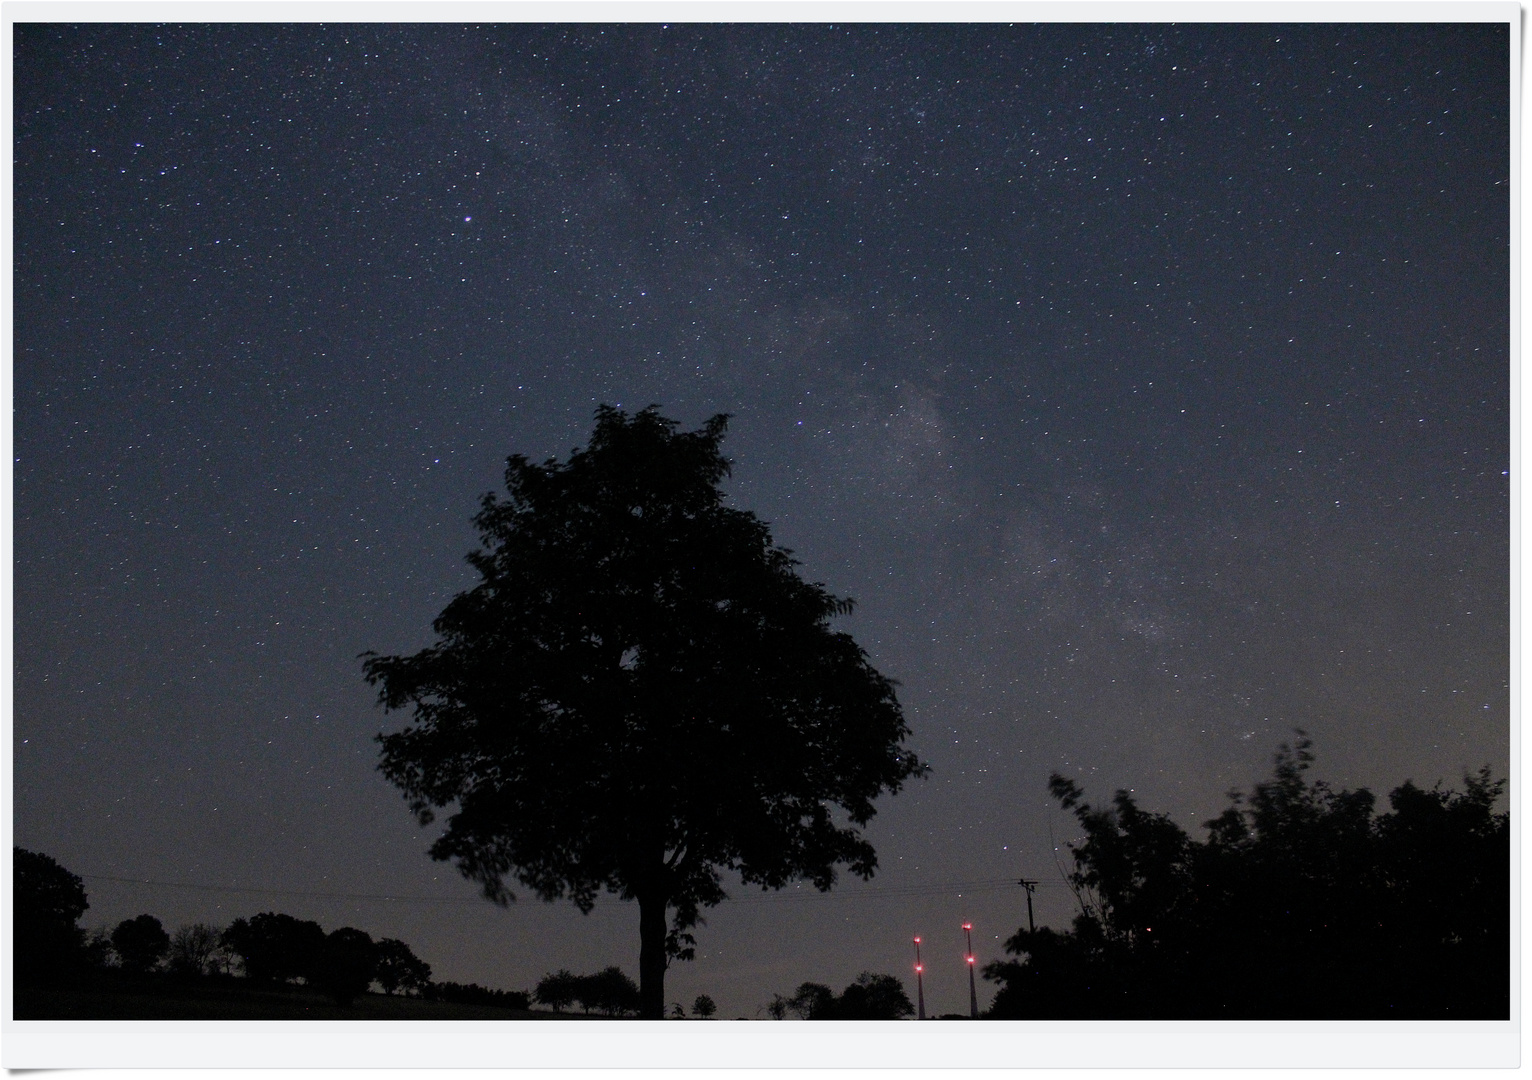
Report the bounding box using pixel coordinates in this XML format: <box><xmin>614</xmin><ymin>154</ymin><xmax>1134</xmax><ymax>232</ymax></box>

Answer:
<box><xmin>1018</xmin><ymin>879</ymin><xmax>1037</xmax><ymax>934</ymax></box>
<box><xmin>963</xmin><ymin>922</ymin><xmax>978</xmax><ymax>1018</ymax></box>
<box><xmin>912</xmin><ymin>936</ymin><xmax>926</xmax><ymax>1020</ymax></box>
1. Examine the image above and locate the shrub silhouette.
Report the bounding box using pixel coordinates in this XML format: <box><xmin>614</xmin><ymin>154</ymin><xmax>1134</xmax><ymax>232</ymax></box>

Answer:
<box><xmin>984</xmin><ymin>734</ymin><xmax>1509</xmax><ymax>1019</ymax></box>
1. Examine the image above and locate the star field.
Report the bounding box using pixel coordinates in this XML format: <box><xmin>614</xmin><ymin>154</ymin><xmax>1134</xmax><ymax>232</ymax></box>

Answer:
<box><xmin>14</xmin><ymin>23</ymin><xmax>1508</xmax><ymax>1018</ymax></box>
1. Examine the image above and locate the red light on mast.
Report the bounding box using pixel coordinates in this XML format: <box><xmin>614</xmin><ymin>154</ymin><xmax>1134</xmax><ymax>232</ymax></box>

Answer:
<box><xmin>912</xmin><ymin>935</ymin><xmax>927</xmax><ymax>1019</ymax></box>
<box><xmin>963</xmin><ymin>921</ymin><xmax>979</xmax><ymax>1018</ymax></box>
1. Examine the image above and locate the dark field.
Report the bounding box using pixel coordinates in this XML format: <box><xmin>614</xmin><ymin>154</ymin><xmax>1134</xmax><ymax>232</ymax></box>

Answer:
<box><xmin>15</xmin><ymin>981</ymin><xmax>586</xmax><ymax>1021</ymax></box>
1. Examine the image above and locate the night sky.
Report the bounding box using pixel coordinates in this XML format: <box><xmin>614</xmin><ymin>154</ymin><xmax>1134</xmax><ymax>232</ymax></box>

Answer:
<box><xmin>14</xmin><ymin>21</ymin><xmax>1509</xmax><ymax>1019</ymax></box>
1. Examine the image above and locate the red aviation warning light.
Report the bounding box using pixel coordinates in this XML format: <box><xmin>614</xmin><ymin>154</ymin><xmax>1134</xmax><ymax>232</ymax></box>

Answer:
<box><xmin>912</xmin><ymin>935</ymin><xmax>926</xmax><ymax>1020</ymax></box>
<box><xmin>963</xmin><ymin>921</ymin><xmax>979</xmax><ymax>1018</ymax></box>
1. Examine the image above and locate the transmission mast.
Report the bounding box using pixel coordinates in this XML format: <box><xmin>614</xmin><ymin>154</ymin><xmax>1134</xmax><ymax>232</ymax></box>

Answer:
<box><xmin>963</xmin><ymin>922</ymin><xmax>978</xmax><ymax>1018</ymax></box>
<box><xmin>912</xmin><ymin>936</ymin><xmax>926</xmax><ymax>1020</ymax></box>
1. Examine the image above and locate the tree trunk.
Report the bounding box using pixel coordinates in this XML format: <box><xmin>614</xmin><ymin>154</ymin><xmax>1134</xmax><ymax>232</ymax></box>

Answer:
<box><xmin>637</xmin><ymin>890</ymin><xmax>668</xmax><ymax>1019</ymax></box>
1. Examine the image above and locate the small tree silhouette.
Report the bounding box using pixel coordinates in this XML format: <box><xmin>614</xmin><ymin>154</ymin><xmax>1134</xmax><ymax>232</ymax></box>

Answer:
<box><xmin>691</xmin><ymin>993</ymin><xmax>717</xmax><ymax>1018</ymax></box>
<box><xmin>786</xmin><ymin>982</ymin><xmax>836</xmax><ymax>1018</ymax></box>
<box><xmin>373</xmin><ymin>937</ymin><xmax>432</xmax><ymax>995</ymax></box>
<box><xmin>534</xmin><ymin>969</ymin><xmax>579</xmax><ymax>1012</ymax></box>
<box><xmin>111</xmin><ymin>914</ymin><xmax>170</xmax><ymax>975</ymax></box>
<box><xmin>836</xmin><ymin>972</ymin><xmax>915</xmax><ymax>1019</ymax></box>
<box><xmin>167</xmin><ymin>923</ymin><xmax>223</xmax><ymax>977</ymax></box>
<box><xmin>314</xmin><ymin>927</ymin><xmax>376</xmax><ymax>1006</ymax></box>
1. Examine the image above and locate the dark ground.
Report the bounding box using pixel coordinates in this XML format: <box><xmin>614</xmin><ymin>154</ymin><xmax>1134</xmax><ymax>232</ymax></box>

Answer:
<box><xmin>15</xmin><ymin>980</ymin><xmax>586</xmax><ymax>1020</ymax></box>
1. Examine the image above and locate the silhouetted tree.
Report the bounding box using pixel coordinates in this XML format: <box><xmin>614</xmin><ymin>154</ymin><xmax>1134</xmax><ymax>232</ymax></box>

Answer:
<box><xmin>373</xmin><ymin>937</ymin><xmax>432</xmax><ymax>996</ymax></box>
<box><xmin>778</xmin><ymin>973</ymin><xmax>913</xmax><ymax>1019</ymax></box>
<box><xmin>13</xmin><ymin>847</ymin><xmax>89</xmax><ymax>985</ymax></box>
<box><xmin>836</xmin><ymin>971</ymin><xmax>915</xmax><ymax>1019</ymax></box>
<box><xmin>1375</xmin><ymin>768</ymin><xmax>1509</xmax><ymax>971</ymax></box>
<box><xmin>365</xmin><ymin>406</ymin><xmax>926</xmax><ymax>1018</ymax></box>
<box><xmin>314</xmin><ymin>927</ymin><xmax>376</xmax><ymax>1006</ymax></box>
<box><xmin>167</xmin><ymin>923</ymin><xmax>224</xmax><ymax>978</ymax></box>
<box><xmin>534</xmin><ymin>968</ymin><xmax>579</xmax><ymax>1012</ymax></box>
<box><xmin>786</xmin><ymin>981</ymin><xmax>836</xmax><ymax>1019</ymax></box>
<box><xmin>984</xmin><ymin>735</ymin><xmax>1509</xmax><ymax>1019</ymax></box>
<box><xmin>110</xmin><ymin>914</ymin><xmax>170</xmax><ymax>975</ymax></box>
<box><xmin>82</xmin><ymin>927</ymin><xmax>115</xmax><ymax>971</ymax></box>
<box><xmin>573</xmin><ymin>966</ymin><xmax>642</xmax><ymax>1015</ymax></box>
<box><xmin>691</xmin><ymin>993</ymin><xmax>717</xmax><ymax>1018</ymax></box>
<box><xmin>221</xmin><ymin>912</ymin><xmax>326</xmax><ymax>985</ymax></box>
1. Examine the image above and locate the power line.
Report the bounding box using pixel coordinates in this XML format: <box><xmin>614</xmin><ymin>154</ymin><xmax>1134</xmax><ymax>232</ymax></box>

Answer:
<box><xmin>83</xmin><ymin>872</ymin><xmax>1068</xmax><ymax>909</ymax></box>
<box><xmin>722</xmin><ymin>878</ymin><xmax>1065</xmax><ymax>905</ymax></box>
<box><xmin>82</xmin><ymin>874</ymin><xmax>489</xmax><ymax>906</ymax></box>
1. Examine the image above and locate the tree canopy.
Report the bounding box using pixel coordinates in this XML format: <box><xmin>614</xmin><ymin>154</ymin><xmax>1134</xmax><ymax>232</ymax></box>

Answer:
<box><xmin>315</xmin><ymin>927</ymin><xmax>377</xmax><ymax>1005</ymax></box>
<box><xmin>14</xmin><ymin>847</ymin><xmax>89</xmax><ymax>984</ymax></box>
<box><xmin>111</xmin><ymin>914</ymin><xmax>170</xmax><ymax>975</ymax></box>
<box><xmin>773</xmin><ymin>972</ymin><xmax>915</xmax><ymax>1019</ymax></box>
<box><xmin>533</xmin><ymin>968</ymin><xmax>580</xmax><ymax>1012</ymax></box>
<box><xmin>167</xmin><ymin>923</ymin><xmax>225</xmax><ymax>977</ymax></box>
<box><xmin>221</xmin><ymin>912</ymin><xmax>327</xmax><ymax>985</ymax></box>
<box><xmin>373</xmin><ymin>937</ymin><xmax>432</xmax><ymax>996</ymax></box>
<box><xmin>532</xmin><ymin>966</ymin><xmax>641</xmax><ymax>1015</ymax></box>
<box><xmin>364</xmin><ymin>406</ymin><xmax>925</xmax><ymax>1017</ymax></box>
<box><xmin>9</xmin><ymin>862</ymin><xmax>453</xmax><ymax>1013</ymax></box>
<box><xmin>984</xmin><ymin>734</ymin><xmax>1509</xmax><ymax>1019</ymax></box>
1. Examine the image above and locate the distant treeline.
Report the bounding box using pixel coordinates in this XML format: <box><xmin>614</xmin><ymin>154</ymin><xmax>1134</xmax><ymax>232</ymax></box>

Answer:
<box><xmin>13</xmin><ymin>849</ymin><xmax>683</xmax><ymax>1016</ymax></box>
<box><xmin>533</xmin><ymin>967</ymin><xmax>642</xmax><ymax>1015</ymax></box>
<box><xmin>12</xmin><ymin>849</ymin><xmax>524</xmax><ymax>1007</ymax></box>
<box><xmin>983</xmin><ymin>735</ymin><xmax>1508</xmax><ymax>1019</ymax></box>
<box><xmin>424</xmin><ymin>980</ymin><xmax>532</xmax><ymax>1010</ymax></box>
<box><xmin>764</xmin><ymin>972</ymin><xmax>915</xmax><ymax>1019</ymax></box>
